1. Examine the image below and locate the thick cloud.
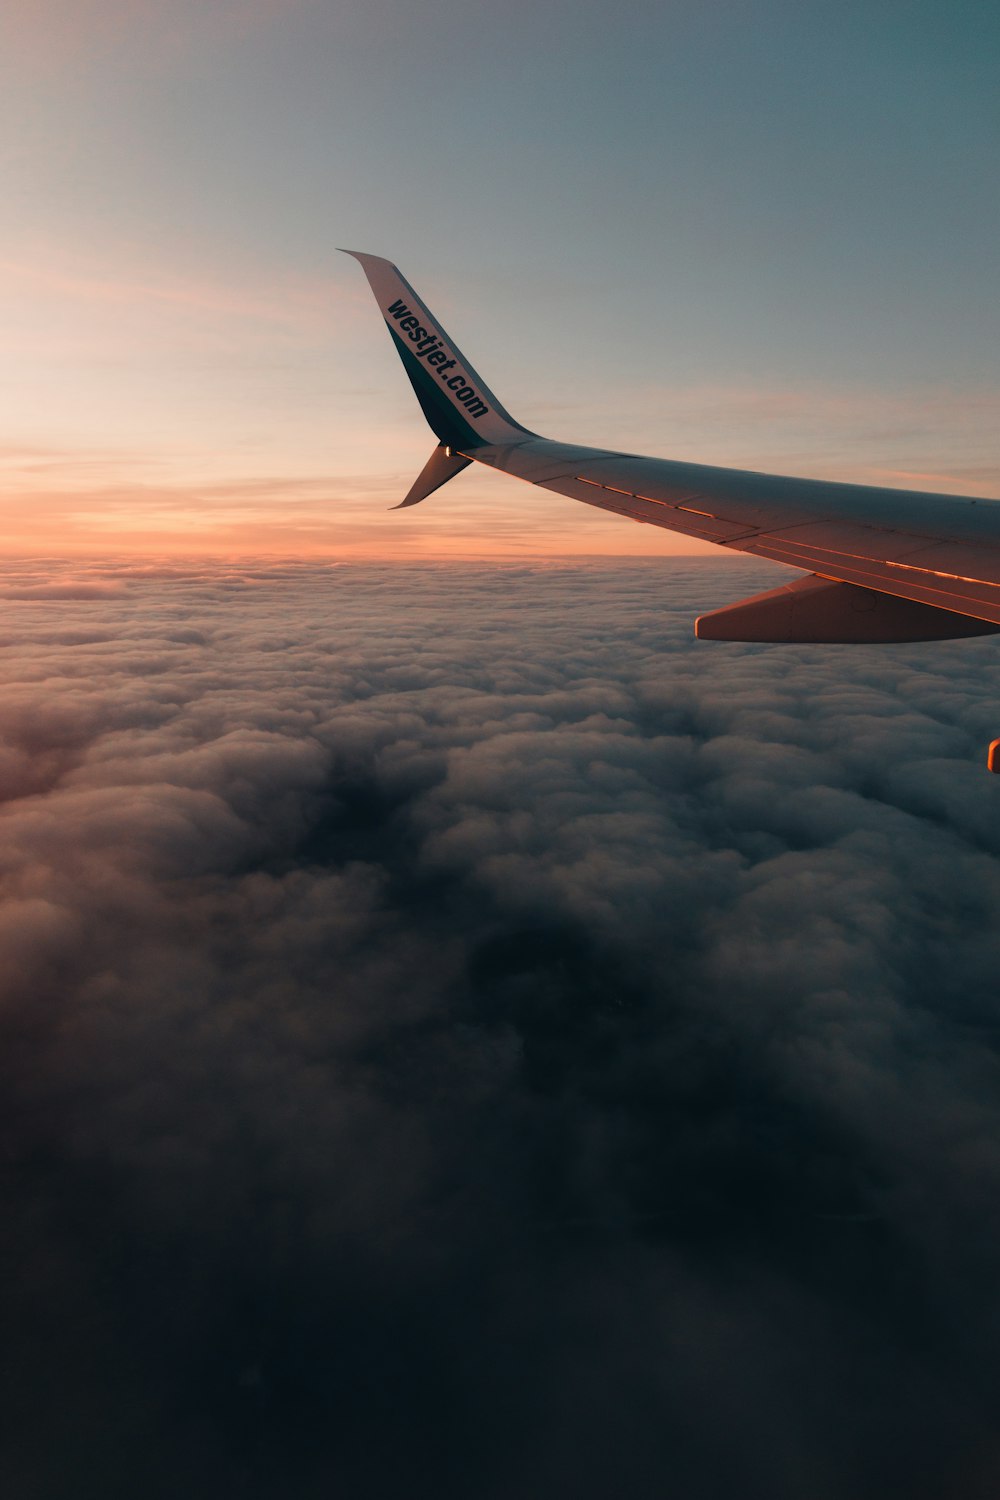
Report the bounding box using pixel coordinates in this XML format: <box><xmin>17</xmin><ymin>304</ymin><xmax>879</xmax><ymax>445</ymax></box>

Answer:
<box><xmin>3</xmin><ymin>555</ymin><xmax>1000</xmax><ymax>1499</ymax></box>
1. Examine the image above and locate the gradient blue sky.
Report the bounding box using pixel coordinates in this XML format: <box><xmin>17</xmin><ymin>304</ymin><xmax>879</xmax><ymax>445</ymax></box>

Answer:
<box><xmin>4</xmin><ymin>0</ymin><xmax>999</xmax><ymax>554</ymax></box>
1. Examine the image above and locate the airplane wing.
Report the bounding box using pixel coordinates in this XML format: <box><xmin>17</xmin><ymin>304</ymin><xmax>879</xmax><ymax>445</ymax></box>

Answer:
<box><xmin>343</xmin><ymin>251</ymin><xmax>1000</xmax><ymax>643</ymax></box>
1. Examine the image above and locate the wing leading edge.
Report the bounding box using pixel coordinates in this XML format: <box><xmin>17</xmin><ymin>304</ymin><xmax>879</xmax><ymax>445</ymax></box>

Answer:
<box><xmin>344</xmin><ymin>252</ymin><xmax>1000</xmax><ymax>642</ymax></box>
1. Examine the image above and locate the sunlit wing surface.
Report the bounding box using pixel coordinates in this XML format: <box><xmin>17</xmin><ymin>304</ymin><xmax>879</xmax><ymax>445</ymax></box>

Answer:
<box><xmin>343</xmin><ymin>251</ymin><xmax>1000</xmax><ymax>643</ymax></box>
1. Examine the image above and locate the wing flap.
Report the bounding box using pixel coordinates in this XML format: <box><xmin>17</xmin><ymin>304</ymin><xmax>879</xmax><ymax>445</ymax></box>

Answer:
<box><xmin>695</xmin><ymin>573</ymin><xmax>1000</xmax><ymax>642</ymax></box>
<box><xmin>735</xmin><ymin>528</ymin><xmax>1000</xmax><ymax>624</ymax></box>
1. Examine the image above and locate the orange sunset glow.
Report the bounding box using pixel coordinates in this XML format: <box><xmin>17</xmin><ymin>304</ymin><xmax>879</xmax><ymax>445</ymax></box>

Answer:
<box><xmin>5</xmin><ymin>0</ymin><xmax>999</xmax><ymax>565</ymax></box>
<box><xmin>5</xmin><ymin>235</ymin><xmax>999</xmax><ymax>560</ymax></box>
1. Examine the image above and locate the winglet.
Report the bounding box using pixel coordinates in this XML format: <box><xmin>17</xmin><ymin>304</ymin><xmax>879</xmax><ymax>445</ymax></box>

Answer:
<box><xmin>341</xmin><ymin>250</ymin><xmax>531</xmax><ymax>450</ymax></box>
<box><xmin>391</xmin><ymin>443</ymin><xmax>472</xmax><ymax>509</ymax></box>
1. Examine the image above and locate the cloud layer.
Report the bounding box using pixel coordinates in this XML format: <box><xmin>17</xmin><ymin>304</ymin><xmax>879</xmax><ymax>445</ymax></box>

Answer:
<box><xmin>3</xmin><ymin>556</ymin><xmax>1000</xmax><ymax>1499</ymax></box>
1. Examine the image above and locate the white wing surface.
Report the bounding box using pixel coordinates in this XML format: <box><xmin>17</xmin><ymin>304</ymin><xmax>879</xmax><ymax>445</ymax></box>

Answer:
<box><xmin>344</xmin><ymin>251</ymin><xmax>1000</xmax><ymax>642</ymax></box>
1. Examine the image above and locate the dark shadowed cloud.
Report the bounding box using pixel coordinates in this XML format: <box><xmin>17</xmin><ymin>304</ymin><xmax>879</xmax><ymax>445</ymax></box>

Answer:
<box><xmin>3</xmin><ymin>556</ymin><xmax>1000</xmax><ymax>1499</ymax></box>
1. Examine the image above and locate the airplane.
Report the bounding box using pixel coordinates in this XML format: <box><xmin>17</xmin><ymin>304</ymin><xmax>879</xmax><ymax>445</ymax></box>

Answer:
<box><xmin>344</xmin><ymin>251</ymin><xmax>1000</xmax><ymax>770</ymax></box>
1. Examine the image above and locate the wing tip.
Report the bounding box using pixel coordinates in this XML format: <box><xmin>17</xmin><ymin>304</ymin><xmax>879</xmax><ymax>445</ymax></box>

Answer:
<box><xmin>338</xmin><ymin>248</ymin><xmax>397</xmax><ymax>272</ymax></box>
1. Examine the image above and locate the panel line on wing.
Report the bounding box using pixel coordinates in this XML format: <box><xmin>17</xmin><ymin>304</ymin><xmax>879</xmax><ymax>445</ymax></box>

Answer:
<box><xmin>885</xmin><ymin>558</ymin><xmax>1000</xmax><ymax>586</ymax></box>
<box><xmin>744</xmin><ymin>540</ymin><xmax>1000</xmax><ymax>622</ymax></box>
<box><xmin>757</xmin><ymin>534</ymin><xmax>1000</xmax><ymax>591</ymax></box>
<box><xmin>574</xmin><ymin>474</ymin><xmax>738</xmax><ymax>524</ymax></box>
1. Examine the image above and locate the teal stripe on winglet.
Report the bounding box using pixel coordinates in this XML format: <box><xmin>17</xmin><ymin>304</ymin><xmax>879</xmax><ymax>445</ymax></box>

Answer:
<box><xmin>386</xmin><ymin>327</ymin><xmax>486</xmax><ymax>451</ymax></box>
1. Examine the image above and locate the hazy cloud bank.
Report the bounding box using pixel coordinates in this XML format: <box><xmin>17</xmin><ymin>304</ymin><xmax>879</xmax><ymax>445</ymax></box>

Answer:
<box><xmin>3</xmin><ymin>557</ymin><xmax>1000</xmax><ymax>1499</ymax></box>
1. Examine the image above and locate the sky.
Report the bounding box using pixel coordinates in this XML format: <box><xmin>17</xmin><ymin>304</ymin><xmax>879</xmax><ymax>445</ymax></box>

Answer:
<box><xmin>5</xmin><ymin>558</ymin><xmax>1000</xmax><ymax>1497</ymax></box>
<box><xmin>3</xmin><ymin>0</ymin><xmax>999</xmax><ymax>555</ymax></box>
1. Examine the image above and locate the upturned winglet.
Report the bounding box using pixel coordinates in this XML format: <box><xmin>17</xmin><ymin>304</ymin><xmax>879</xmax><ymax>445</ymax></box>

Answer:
<box><xmin>341</xmin><ymin>251</ymin><xmax>532</xmax><ymax>457</ymax></box>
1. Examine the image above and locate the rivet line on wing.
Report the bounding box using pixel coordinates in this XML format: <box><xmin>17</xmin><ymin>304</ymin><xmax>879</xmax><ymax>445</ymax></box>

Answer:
<box><xmin>575</xmin><ymin>476</ymin><xmax>727</xmax><ymax>523</ymax></box>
